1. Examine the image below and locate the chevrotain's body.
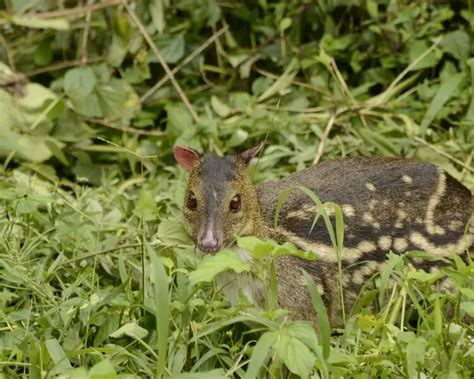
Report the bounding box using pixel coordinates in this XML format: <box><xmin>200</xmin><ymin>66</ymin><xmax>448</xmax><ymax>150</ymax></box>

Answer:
<box><xmin>174</xmin><ymin>145</ymin><xmax>473</xmax><ymax>326</ymax></box>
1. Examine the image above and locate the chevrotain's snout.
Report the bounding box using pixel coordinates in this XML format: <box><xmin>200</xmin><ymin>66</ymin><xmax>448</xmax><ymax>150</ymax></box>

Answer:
<box><xmin>197</xmin><ymin>223</ymin><xmax>222</xmax><ymax>253</ymax></box>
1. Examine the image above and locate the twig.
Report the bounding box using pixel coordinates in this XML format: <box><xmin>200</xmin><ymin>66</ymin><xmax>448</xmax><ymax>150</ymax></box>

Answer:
<box><xmin>140</xmin><ymin>25</ymin><xmax>228</xmax><ymax>104</ymax></box>
<box><xmin>460</xmin><ymin>151</ymin><xmax>473</xmax><ymax>181</ymax></box>
<box><xmin>0</xmin><ymin>56</ymin><xmax>103</xmax><ymax>87</ymax></box>
<box><xmin>35</xmin><ymin>0</ymin><xmax>124</xmax><ymax>19</ymax></box>
<box><xmin>60</xmin><ymin>243</ymin><xmax>143</xmax><ymax>266</ymax></box>
<box><xmin>80</xmin><ymin>0</ymin><xmax>94</xmax><ymax>64</ymax></box>
<box><xmin>414</xmin><ymin>137</ymin><xmax>474</xmax><ymax>173</ymax></box>
<box><xmin>0</xmin><ymin>34</ymin><xmax>17</xmax><ymax>72</ymax></box>
<box><xmin>329</xmin><ymin>58</ymin><xmax>368</xmax><ymax>128</ymax></box>
<box><xmin>122</xmin><ymin>1</ymin><xmax>200</xmax><ymax>123</ymax></box>
<box><xmin>254</xmin><ymin>66</ymin><xmax>315</xmax><ymax>90</ymax></box>
<box><xmin>374</xmin><ymin>38</ymin><xmax>441</xmax><ymax>106</ymax></box>
<box><xmin>87</xmin><ymin>117</ymin><xmax>165</xmax><ymax>137</ymax></box>
<box><xmin>313</xmin><ymin>114</ymin><xmax>336</xmax><ymax>165</ymax></box>
<box><xmin>26</xmin><ymin>56</ymin><xmax>105</xmax><ymax>77</ymax></box>
<box><xmin>330</xmin><ymin>59</ymin><xmax>356</xmax><ymax>104</ymax></box>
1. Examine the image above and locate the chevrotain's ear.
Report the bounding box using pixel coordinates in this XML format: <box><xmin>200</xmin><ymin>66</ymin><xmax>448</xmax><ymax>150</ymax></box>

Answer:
<box><xmin>240</xmin><ymin>142</ymin><xmax>264</xmax><ymax>166</ymax></box>
<box><xmin>173</xmin><ymin>145</ymin><xmax>202</xmax><ymax>172</ymax></box>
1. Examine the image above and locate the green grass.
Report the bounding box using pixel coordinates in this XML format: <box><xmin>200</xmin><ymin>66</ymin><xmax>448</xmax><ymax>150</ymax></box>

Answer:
<box><xmin>0</xmin><ymin>161</ymin><xmax>472</xmax><ymax>378</ymax></box>
<box><xmin>0</xmin><ymin>0</ymin><xmax>474</xmax><ymax>377</ymax></box>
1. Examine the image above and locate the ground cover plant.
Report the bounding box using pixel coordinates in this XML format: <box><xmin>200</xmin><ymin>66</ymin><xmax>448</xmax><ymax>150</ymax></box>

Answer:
<box><xmin>0</xmin><ymin>0</ymin><xmax>473</xmax><ymax>377</ymax></box>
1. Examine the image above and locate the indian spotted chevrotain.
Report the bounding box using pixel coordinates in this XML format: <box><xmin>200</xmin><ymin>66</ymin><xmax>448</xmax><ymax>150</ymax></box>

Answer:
<box><xmin>173</xmin><ymin>144</ymin><xmax>473</xmax><ymax>326</ymax></box>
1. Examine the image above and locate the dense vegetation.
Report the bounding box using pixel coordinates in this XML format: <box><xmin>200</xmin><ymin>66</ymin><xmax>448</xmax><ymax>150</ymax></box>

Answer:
<box><xmin>0</xmin><ymin>0</ymin><xmax>473</xmax><ymax>377</ymax></box>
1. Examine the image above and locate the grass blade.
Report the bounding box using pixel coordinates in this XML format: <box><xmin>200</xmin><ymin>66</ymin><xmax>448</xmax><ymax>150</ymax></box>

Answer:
<box><xmin>44</xmin><ymin>338</ymin><xmax>72</xmax><ymax>371</ymax></box>
<box><xmin>420</xmin><ymin>73</ymin><xmax>463</xmax><ymax>132</ymax></box>
<box><xmin>148</xmin><ymin>244</ymin><xmax>170</xmax><ymax>379</ymax></box>
<box><xmin>303</xmin><ymin>270</ymin><xmax>331</xmax><ymax>360</ymax></box>
<box><xmin>244</xmin><ymin>331</ymin><xmax>278</xmax><ymax>379</ymax></box>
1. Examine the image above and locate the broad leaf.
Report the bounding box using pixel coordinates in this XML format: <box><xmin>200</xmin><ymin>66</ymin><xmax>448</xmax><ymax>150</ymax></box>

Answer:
<box><xmin>188</xmin><ymin>250</ymin><xmax>252</xmax><ymax>285</ymax></box>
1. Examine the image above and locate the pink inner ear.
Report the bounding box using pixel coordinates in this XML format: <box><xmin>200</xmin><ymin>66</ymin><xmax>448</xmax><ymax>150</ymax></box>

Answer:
<box><xmin>173</xmin><ymin>146</ymin><xmax>201</xmax><ymax>172</ymax></box>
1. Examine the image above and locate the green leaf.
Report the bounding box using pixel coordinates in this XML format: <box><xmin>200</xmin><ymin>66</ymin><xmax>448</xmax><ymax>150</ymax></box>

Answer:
<box><xmin>150</xmin><ymin>0</ymin><xmax>166</xmax><ymax>34</ymax></box>
<box><xmin>109</xmin><ymin>322</ymin><xmax>148</xmax><ymax>339</ymax></box>
<box><xmin>433</xmin><ymin>296</ymin><xmax>443</xmax><ymax>336</ymax></box>
<box><xmin>405</xmin><ymin>337</ymin><xmax>426</xmax><ymax>378</ymax></box>
<box><xmin>356</xmin><ymin>314</ymin><xmax>379</xmax><ymax>331</ymax></box>
<box><xmin>407</xmin><ymin>269</ymin><xmax>442</xmax><ymax>283</ymax></box>
<box><xmin>169</xmin><ymin>370</ymin><xmax>226</xmax><ymax>379</ymax></box>
<box><xmin>157</xmin><ymin>219</ymin><xmax>190</xmax><ymax>245</ymax></box>
<box><xmin>245</xmin><ymin>331</ymin><xmax>278</xmax><ymax>379</ymax></box>
<box><xmin>236</xmin><ymin>236</ymin><xmax>316</xmax><ymax>261</ymax></box>
<box><xmin>166</xmin><ymin>103</ymin><xmax>194</xmax><ymax>137</ymax></box>
<box><xmin>460</xmin><ymin>288</ymin><xmax>474</xmax><ymax>299</ymax></box>
<box><xmin>420</xmin><ymin>72</ymin><xmax>463</xmax><ymax>132</ymax></box>
<box><xmin>64</xmin><ymin>67</ymin><xmax>97</xmax><ymax>99</ymax></box>
<box><xmin>276</xmin><ymin>334</ymin><xmax>316</xmax><ymax>378</ymax></box>
<box><xmin>44</xmin><ymin>338</ymin><xmax>72</xmax><ymax>371</ymax></box>
<box><xmin>210</xmin><ymin>96</ymin><xmax>231</xmax><ymax>117</ymax></box>
<box><xmin>257</xmin><ymin>58</ymin><xmax>298</xmax><ymax>102</ymax></box>
<box><xmin>441</xmin><ymin>30</ymin><xmax>470</xmax><ymax>62</ymax></box>
<box><xmin>408</xmin><ymin>40</ymin><xmax>439</xmax><ymax>70</ymax></box>
<box><xmin>18</xmin><ymin>83</ymin><xmax>57</xmax><ymax>110</ymax></box>
<box><xmin>460</xmin><ymin>301</ymin><xmax>474</xmax><ymax>317</ymax></box>
<box><xmin>156</xmin><ymin>35</ymin><xmax>185</xmax><ymax>64</ymax></box>
<box><xmin>279</xmin><ymin>17</ymin><xmax>292</xmax><ymax>32</ymax></box>
<box><xmin>88</xmin><ymin>360</ymin><xmax>118</xmax><ymax>378</ymax></box>
<box><xmin>10</xmin><ymin>16</ymin><xmax>70</xmax><ymax>30</ymax></box>
<box><xmin>284</xmin><ymin>320</ymin><xmax>319</xmax><ymax>351</ymax></box>
<box><xmin>134</xmin><ymin>189</ymin><xmax>159</xmax><ymax>221</ymax></box>
<box><xmin>34</xmin><ymin>38</ymin><xmax>53</xmax><ymax>65</ymax></box>
<box><xmin>188</xmin><ymin>250</ymin><xmax>252</xmax><ymax>285</ymax></box>
<box><xmin>0</xmin><ymin>134</ymin><xmax>52</xmax><ymax>162</ymax></box>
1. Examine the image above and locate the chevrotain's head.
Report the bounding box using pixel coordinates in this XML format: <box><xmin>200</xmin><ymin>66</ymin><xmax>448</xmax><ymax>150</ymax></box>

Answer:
<box><xmin>173</xmin><ymin>144</ymin><xmax>263</xmax><ymax>253</ymax></box>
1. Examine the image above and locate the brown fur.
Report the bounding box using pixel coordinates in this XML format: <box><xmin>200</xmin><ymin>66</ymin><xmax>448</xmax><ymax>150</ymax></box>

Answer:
<box><xmin>177</xmin><ymin>151</ymin><xmax>473</xmax><ymax>326</ymax></box>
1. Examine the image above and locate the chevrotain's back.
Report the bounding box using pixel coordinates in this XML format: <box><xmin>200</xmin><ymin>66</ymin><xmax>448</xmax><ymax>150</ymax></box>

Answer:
<box><xmin>256</xmin><ymin>157</ymin><xmax>472</xmax><ymax>324</ymax></box>
<box><xmin>257</xmin><ymin>157</ymin><xmax>473</xmax><ymax>263</ymax></box>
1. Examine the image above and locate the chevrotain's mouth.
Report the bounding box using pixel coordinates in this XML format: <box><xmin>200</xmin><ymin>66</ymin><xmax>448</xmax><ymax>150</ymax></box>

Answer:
<box><xmin>196</xmin><ymin>239</ymin><xmax>236</xmax><ymax>255</ymax></box>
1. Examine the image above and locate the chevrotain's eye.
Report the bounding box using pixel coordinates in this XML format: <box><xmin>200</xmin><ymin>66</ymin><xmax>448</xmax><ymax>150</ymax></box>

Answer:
<box><xmin>187</xmin><ymin>191</ymin><xmax>197</xmax><ymax>211</ymax></box>
<box><xmin>229</xmin><ymin>194</ymin><xmax>241</xmax><ymax>213</ymax></box>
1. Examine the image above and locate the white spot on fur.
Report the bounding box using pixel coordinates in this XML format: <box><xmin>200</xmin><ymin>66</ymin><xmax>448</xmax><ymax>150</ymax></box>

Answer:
<box><xmin>358</xmin><ymin>240</ymin><xmax>377</xmax><ymax>253</ymax></box>
<box><xmin>365</xmin><ymin>183</ymin><xmax>376</xmax><ymax>191</ymax></box>
<box><xmin>397</xmin><ymin>210</ymin><xmax>407</xmax><ymax>221</ymax></box>
<box><xmin>342</xmin><ymin>204</ymin><xmax>355</xmax><ymax>217</ymax></box>
<box><xmin>402</xmin><ymin>175</ymin><xmax>413</xmax><ymax>184</ymax></box>
<box><xmin>409</xmin><ymin>231</ymin><xmax>472</xmax><ymax>257</ymax></box>
<box><xmin>393</xmin><ymin>238</ymin><xmax>408</xmax><ymax>252</ymax></box>
<box><xmin>363</xmin><ymin>212</ymin><xmax>374</xmax><ymax>223</ymax></box>
<box><xmin>287</xmin><ymin>204</ymin><xmax>318</xmax><ymax>220</ymax></box>
<box><xmin>369</xmin><ymin>199</ymin><xmax>378</xmax><ymax>209</ymax></box>
<box><xmin>448</xmin><ymin>220</ymin><xmax>464</xmax><ymax>231</ymax></box>
<box><xmin>316</xmin><ymin>284</ymin><xmax>325</xmax><ymax>295</ymax></box>
<box><xmin>425</xmin><ymin>170</ymin><xmax>446</xmax><ymax>235</ymax></box>
<box><xmin>275</xmin><ymin>228</ymin><xmax>375</xmax><ymax>263</ymax></box>
<box><xmin>378</xmin><ymin>236</ymin><xmax>392</xmax><ymax>250</ymax></box>
<box><xmin>353</xmin><ymin>261</ymin><xmax>379</xmax><ymax>285</ymax></box>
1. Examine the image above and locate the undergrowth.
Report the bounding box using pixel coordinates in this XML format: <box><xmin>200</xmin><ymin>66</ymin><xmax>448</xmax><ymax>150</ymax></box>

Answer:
<box><xmin>0</xmin><ymin>0</ymin><xmax>473</xmax><ymax>378</ymax></box>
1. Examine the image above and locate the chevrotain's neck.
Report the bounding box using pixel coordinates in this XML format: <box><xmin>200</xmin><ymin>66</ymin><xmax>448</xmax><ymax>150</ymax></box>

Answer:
<box><xmin>245</xmin><ymin>183</ymin><xmax>268</xmax><ymax>239</ymax></box>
